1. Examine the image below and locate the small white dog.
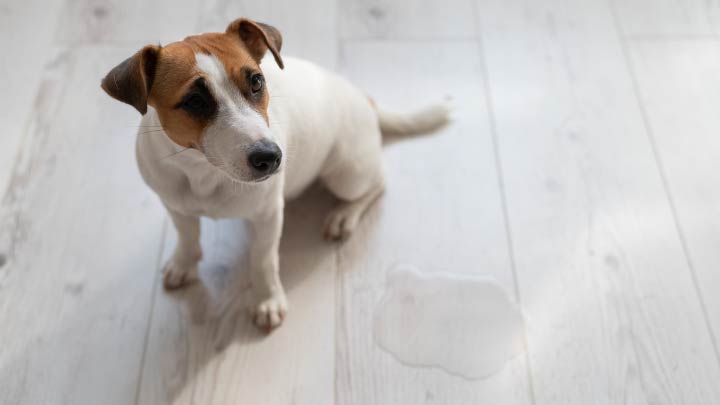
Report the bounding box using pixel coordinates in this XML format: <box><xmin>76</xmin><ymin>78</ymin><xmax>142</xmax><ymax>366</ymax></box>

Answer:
<box><xmin>101</xmin><ymin>18</ymin><xmax>449</xmax><ymax>330</ymax></box>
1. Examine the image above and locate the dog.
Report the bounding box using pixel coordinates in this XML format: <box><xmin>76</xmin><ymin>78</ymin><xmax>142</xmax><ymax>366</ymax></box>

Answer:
<box><xmin>101</xmin><ymin>18</ymin><xmax>450</xmax><ymax>330</ymax></box>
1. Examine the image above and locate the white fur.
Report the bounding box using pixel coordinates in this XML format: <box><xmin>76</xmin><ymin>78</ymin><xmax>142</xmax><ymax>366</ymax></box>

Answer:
<box><xmin>195</xmin><ymin>53</ymin><xmax>274</xmax><ymax>182</ymax></box>
<box><xmin>136</xmin><ymin>55</ymin><xmax>449</xmax><ymax>329</ymax></box>
<box><xmin>377</xmin><ymin>102</ymin><xmax>452</xmax><ymax>136</ymax></box>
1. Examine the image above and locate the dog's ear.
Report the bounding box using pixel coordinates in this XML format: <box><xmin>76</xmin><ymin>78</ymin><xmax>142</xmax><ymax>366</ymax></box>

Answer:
<box><xmin>226</xmin><ymin>18</ymin><xmax>284</xmax><ymax>69</ymax></box>
<box><xmin>101</xmin><ymin>45</ymin><xmax>160</xmax><ymax>115</ymax></box>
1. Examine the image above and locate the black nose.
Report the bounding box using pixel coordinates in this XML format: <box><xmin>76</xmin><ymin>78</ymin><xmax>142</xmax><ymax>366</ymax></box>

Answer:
<box><xmin>248</xmin><ymin>141</ymin><xmax>282</xmax><ymax>174</ymax></box>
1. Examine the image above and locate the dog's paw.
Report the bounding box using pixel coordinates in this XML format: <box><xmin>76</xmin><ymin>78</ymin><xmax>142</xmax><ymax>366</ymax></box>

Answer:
<box><xmin>162</xmin><ymin>258</ymin><xmax>198</xmax><ymax>290</ymax></box>
<box><xmin>323</xmin><ymin>205</ymin><xmax>361</xmax><ymax>241</ymax></box>
<box><xmin>248</xmin><ymin>292</ymin><xmax>288</xmax><ymax>331</ymax></box>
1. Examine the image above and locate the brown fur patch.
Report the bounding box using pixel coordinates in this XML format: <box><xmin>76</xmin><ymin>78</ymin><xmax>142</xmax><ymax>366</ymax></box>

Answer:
<box><xmin>101</xmin><ymin>19</ymin><xmax>284</xmax><ymax>149</ymax></box>
<box><xmin>148</xmin><ymin>33</ymin><xmax>271</xmax><ymax>148</ymax></box>
<box><xmin>101</xmin><ymin>45</ymin><xmax>159</xmax><ymax>115</ymax></box>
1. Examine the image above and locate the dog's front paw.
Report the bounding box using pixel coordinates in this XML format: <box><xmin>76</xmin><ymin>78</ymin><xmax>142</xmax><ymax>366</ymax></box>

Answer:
<box><xmin>323</xmin><ymin>205</ymin><xmax>361</xmax><ymax>241</ymax></box>
<box><xmin>162</xmin><ymin>257</ymin><xmax>198</xmax><ymax>290</ymax></box>
<box><xmin>248</xmin><ymin>291</ymin><xmax>288</xmax><ymax>331</ymax></box>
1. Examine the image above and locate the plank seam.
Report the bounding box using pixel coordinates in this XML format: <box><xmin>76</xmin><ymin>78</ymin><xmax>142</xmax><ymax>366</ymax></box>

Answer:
<box><xmin>132</xmin><ymin>217</ymin><xmax>169</xmax><ymax>405</ymax></box>
<box><xmin>472</xmin><ymin>1</ymin><xmax>538</xmax><ymax>403</ymax></box>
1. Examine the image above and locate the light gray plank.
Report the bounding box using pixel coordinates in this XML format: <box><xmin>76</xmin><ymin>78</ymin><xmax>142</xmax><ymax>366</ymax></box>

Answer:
<box><xmin>477</xmin><ymin>0</ymin><xmax>720</xmax><ymax>403</ymax></box>
<box><xmin>0</xmin><ymin>46</ymin><xmax>165</xmax><ymax>405</ymax></box>
<box><xmin>198</xmin><ymin>0</ymin><xmax>339</xmax><ymax>69</ymax></box>
<box><xmin>55</xmin><ymin>0</ymin><xmax>200</xmax><ymax>44</ymax></box>
<box><xmin>137</xmin><ymin>186</ymin><xmax>337</xmax><ymax>405</ymax></box>
<box><xmin>0</xmin><ymin>0</ymin><xmax>64</xmax><ymax>201</ymax></box>
<box><xmin>627</xmin><ymin>37</ymin><xmax>720</xmax><ymax>376</ymax></box>
<box><xmin>335</xmin><ymin>40</ymin><xmax>532</xmax><ymax>405</ymax></box>
<box><xmin>339</xmin><ymin>0</ymin><xmax>476</xmax><ymax>40</ymax></box>
<box><xmin>611</xmin><ymin>0</ymin><xmax>720</xmax><ymax>37</ymax></box>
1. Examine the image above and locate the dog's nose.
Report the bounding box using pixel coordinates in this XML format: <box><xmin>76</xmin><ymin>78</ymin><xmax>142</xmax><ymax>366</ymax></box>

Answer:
<box><xmin>248</xmin><ymin>141</ymin><xmax>282</xmax><ymax>174</ymax></box>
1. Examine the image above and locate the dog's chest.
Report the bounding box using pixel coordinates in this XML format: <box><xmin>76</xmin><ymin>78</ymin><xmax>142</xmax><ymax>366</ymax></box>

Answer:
<box><xmin>175</xmin><ymin>174</ymin><xmax>236</xmax><ymax>218</ymax></box>
<box><xmin>154</xmin><ymin>156</ymin><xmax>276</xmax><ymax>219</ymax></box>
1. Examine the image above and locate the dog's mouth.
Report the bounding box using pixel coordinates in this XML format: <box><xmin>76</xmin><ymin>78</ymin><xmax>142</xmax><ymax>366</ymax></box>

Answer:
<box><xmin>217</xmin><ymin>165</ymin><xmax>279</xmax><ymax>185</ymax></box>
<box><xmin>252</xmin><ymin>174</ymin><xmax>272</xmax><ymax>183</ymax></box>
<box><xmin>251</xmin><ymin>165</ymin><xmax>283</xmax><ymax>182</ymax></box>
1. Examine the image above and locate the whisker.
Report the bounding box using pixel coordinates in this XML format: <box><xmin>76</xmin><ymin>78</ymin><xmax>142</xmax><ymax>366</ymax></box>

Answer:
<box><xmin>138</xmin><ymin>129</ymin><xmax>168</xmax><ymax>136</ymax></box>
<box><xmin>157</xmin><ymin>147</ymin><xmax>190</xmax><ymax>161</ymax></box>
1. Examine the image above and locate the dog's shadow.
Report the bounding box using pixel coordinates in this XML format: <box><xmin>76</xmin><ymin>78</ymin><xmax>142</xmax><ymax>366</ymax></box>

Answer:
<box><xmin>144</xmin><ymin>183</ymin><xmax>368</xmax><ymax>402</ymax></box>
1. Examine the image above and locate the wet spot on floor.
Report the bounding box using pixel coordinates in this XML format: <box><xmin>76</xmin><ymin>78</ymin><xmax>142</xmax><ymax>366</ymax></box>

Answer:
<box><xmin>374</xmin><ymin>265</ymin><xmax>525</xmax><ymax>379</ymax></box>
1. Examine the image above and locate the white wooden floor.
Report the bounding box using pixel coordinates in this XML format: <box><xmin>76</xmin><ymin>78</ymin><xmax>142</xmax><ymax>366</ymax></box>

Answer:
<box><xmin>2</xmin><ymin>0</ymin><xmax>720</xmax><ymax>403</ymax></box>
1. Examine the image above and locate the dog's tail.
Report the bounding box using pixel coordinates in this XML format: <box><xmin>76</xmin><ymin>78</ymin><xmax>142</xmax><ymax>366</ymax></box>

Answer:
<box><xmin>376</xmin><ymin>101</ymin><xmax>452</xmax><ymax>137</ymax></box>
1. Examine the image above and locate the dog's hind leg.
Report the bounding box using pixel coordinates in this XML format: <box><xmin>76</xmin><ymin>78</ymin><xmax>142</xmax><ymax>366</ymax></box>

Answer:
<box><xmin>323</xmin><ymin>181</ymin><xmax>384</xmax><ymax>241</ymax></box>
<box><xmin>321</xmin><ymin>156</ymin><xmax>385</xmax><ymax>241</ymax></box>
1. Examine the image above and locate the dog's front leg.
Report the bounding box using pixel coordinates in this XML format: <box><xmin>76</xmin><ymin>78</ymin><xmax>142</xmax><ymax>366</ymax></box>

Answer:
<box><xmin>248</xmin><ymin>199</ymin><xmax>287</xmax><ymax>330</ymax></box>
<box><xmin>163</xmin><ymin>208</ymin><xmax>202</xmax><ymax>289</ymax></box>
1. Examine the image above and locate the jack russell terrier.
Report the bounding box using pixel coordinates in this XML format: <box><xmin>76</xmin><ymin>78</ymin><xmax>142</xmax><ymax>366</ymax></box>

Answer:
<box><xmin>101</xmin><ymin>18</ymin><xmax>449</xmax><ymax>330</ymax></box>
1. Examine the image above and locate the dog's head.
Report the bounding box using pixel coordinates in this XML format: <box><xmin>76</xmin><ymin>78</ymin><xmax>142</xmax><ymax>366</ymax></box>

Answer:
<box><xmin>101</xmin><ymin>18</ymin><xmax>284</xmax><ymax>183</ymax></box>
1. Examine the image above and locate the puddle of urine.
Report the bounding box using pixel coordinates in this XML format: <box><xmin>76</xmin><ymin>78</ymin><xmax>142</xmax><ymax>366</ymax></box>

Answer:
<box><xmin>373</xmin><ymin>264</ymin><xmax>526</xmax><ymax>380</ymax></box>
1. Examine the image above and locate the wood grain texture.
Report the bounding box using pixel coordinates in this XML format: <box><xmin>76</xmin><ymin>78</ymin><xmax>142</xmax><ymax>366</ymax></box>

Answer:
<box><xmin>339</xmin><ymin>0</ymin><xmax>477</xmax><ymax>39</ymax></box>
<box><xmin>0</xmin><ymin>0</ymin><xmax>64</xmax><ymax>199</ymax></box>
<box><xmin>626</xmin><ymin>37</ymin><xmax>720</xmax><ymax>373</ymax></box>
<box><xmin>476</xmin><ymin>0</ymin><xmax>720</xmax><ymax>403</ymax></box>
<box><xmin>55</xmin><ymin>0</ymin><xmax>200</xmax><ymax>44</ymax></box>
<box><xmin>334</xmin><ymin>40</ymin><xmax>532</xmax><ymax>405</ymax></box>
<box><xmin>0</xmin><ymin>47</ymin><xmax>166</xmax><ymax>405</ymax></box>
<box><xmin>611</xmin><ymin>0</ymin><xmax>720</xmax><ymax>37</ymax></box>
<box><xmin>198</xmin><ymin>0</ymin><xmax>339</xmax><ymax>69</ymax></box>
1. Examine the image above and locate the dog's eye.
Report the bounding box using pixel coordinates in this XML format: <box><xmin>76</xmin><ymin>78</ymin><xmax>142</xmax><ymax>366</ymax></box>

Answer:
<box><xmin>179</xmin><ymin>93</ymin><xmax>216</xmax><ymax>119</ymax></box>
<box><xmin>183</xmin><ymin>94</ymin><xmax>208</xmax><ymax>111</ymax></box>
<box><xmin>175</xmin><ymin>78</ymin><xmax>217</xmax><ymax>119</ymax></box>
<box><xmin>250</xmin><ymin>74</ymin><xmax>264</xmax><ymax>94</ymax></box>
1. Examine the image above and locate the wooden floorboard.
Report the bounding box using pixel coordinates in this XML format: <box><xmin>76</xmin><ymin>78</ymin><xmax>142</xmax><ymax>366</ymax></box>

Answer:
<box><xmin>199</xmin><ymin>0</ymin><xmax>339</xmax><ymax>69</ymax></box>
<box><xmin>476</xmin><ymin>0</ymin><xmax>720</xmax><ymax>403</ymax></box>
<box><xmin>0</xmin><ymin>0</ymin><xmax>65</xmax><ymax>198</ymax></box>
<box><xmin>55</xmin><ymin>0</ymin><xmax>200</xmax><ymax>44</ymax></box>
<box><xmin>338</xmin><ymin>0</ymin><xmax>477</xmax><ymax>40</ymax></box>
<box><xmin>611</xmin><ymin>0</ymin><xmax>720</xmax><ymax>37</ymax></box>
<box><xmin>0</xmin><ymin>46</ymin><xmax>166</xmax><ymax>405</ymax></box>
<box><xmin>625</xmin><ymin>36</ymin><xmax>720</xmax><ymax>375</ymax></box>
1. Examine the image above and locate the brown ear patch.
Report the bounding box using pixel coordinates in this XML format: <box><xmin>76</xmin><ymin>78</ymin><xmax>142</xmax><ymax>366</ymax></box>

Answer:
<box><xmin>256</xmin><ymin>22</ymin><xmax>283</xmax><ymax>54</ymax></box>
<box><xmin>101</xmin><ymin>45</ymin><xmax>160</xmax><ymax>114</ymax></box>
<box><xmin>226</xmin><ymin>18</ymin><xmax>284</xmax><ymax>69</ymax></box>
